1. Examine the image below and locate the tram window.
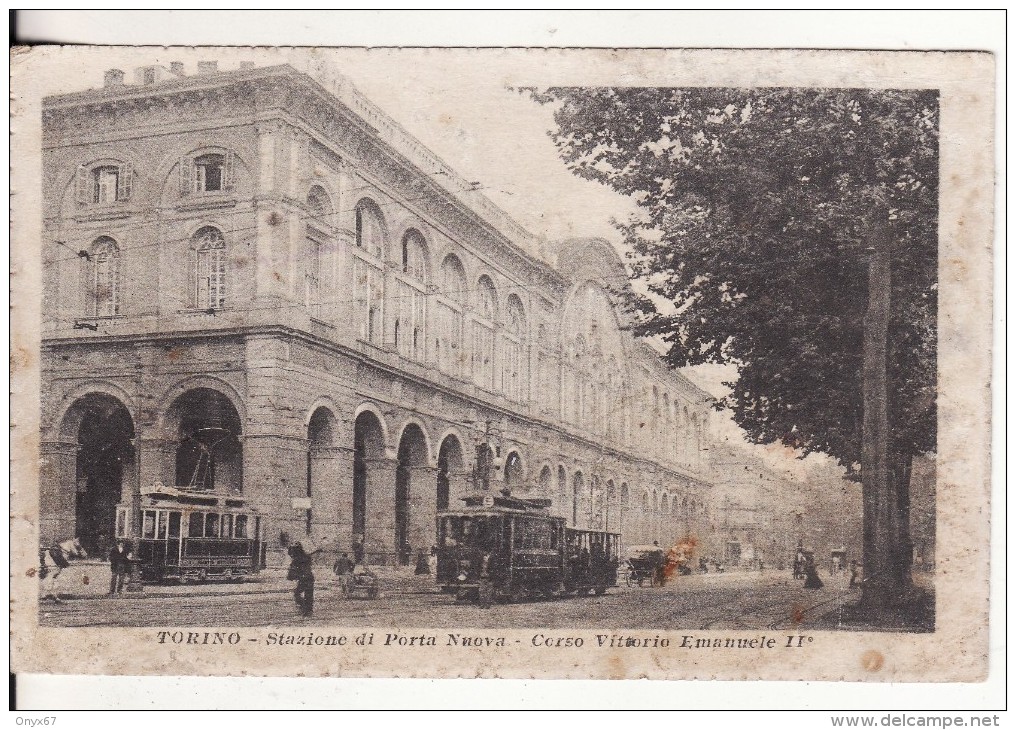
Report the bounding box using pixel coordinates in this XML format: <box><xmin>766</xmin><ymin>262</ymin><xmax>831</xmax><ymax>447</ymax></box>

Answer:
<box><xmin>439</xmin><ymin>516</ymin><xmax>457</xmax><ymax>546</ymax></box>
<box><xmin>517</xmin><ymin>518</ymin><xmax>554</xmax><ymax>550</ymax></box>
<box><xmin>234</xmin><ymin>514</ymin><xmax>248</xmax><ymax>539</ymax></box>
<box><xmin>188</xmin><ymin>512</ymin><xmax>204</xmax><ymax>538</ymax></box>
<box><xmin>142</xmin><ymin>510</ymin><xmax>156</xmax><ymax>539</ymax></box>
<box><xmin>222</xmin><ymin>514</ymin><xmax>233</xmax><ymax>538</ymax></box>
<box><xmin>205</xmin><ymin>513</ymin><xmax>220</xmax><ymax>538</ymax></box>
<box><xmin>475</xmin><ymin>518</ymin><xmax>498</xmax><ymax>550</ymax></box>
<box><xmin>168</xmin><ymin>512</ymin><xmax>181</xmax><ymax>538</ymax></box>
<box><xmin>156</xmin><ymin>511</ymin><xmax>168</xmax><ymax>539</ymax></box>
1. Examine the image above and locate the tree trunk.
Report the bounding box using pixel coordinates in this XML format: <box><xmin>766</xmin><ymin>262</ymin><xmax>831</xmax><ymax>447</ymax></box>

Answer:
<box><xmin>860</xmin><ymin>221</ymin><xmax>898</xmax><ymax>610</ymax></box>
<box><xmin>889</xmin><ymin>451</ymin><xmax>914</xmax><ymax>590</ymax></box>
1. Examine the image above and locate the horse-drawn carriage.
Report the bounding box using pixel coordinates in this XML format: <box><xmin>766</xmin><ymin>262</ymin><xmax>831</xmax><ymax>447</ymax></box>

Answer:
<box><xmin>624</xmin><ymin>545</ymin><xmax>666</xmax><ymax>587</ymax></box>
<box><xmin>341</xmin><ymin>567</ymin><xmax>381</xmax><ymax>599</ymax></box>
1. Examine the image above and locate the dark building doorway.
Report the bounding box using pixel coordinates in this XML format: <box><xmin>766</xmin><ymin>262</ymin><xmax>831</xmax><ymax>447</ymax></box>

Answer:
<box><xmin>352</xmin><ymin>410</ymin><xmax>386</xmax><ymax>550</ymax></box>
<box><xmin>395</xmin><ymin>424</ymin><xmax>427</xmax><ymax>564</ymax></box>
<box><xmin>437</xmin><ymin>435</ymin><xmax>464</xmax><ymax>511</ymax></box>
<box><xmin>71</xmin><ymin>394</ymin><xmax>135</xmax><ymax>556</ymax></box>
<box><xmin>170</xmin><ymin>388</ymin><xmax>242</xmax><ymax>492</ymax></box>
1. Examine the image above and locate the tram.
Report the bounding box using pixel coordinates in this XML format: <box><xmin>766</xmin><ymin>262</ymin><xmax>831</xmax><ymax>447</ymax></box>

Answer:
<box><xmin>436</xmin><ymin>493</ymin><xmax>620</xmax><ymax>602</ymax></box>
<box><xmin>116</xmin><ymin>484</ymin><xmax>265</xmax><ymax>583</ymax></box>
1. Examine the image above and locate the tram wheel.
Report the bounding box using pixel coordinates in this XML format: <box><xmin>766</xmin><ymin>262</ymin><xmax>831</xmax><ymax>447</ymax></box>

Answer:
<box><xmin>594</xmin><ymin>586</ymin><xmax>607</xmax><ymax>596</ymax></box>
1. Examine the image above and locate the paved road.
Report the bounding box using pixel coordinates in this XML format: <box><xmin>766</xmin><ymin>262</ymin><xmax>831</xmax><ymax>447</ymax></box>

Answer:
<box><xmin>39</xmin><ymin>570</ymin><xmax>860</xmax><ymax>630</ymax></box>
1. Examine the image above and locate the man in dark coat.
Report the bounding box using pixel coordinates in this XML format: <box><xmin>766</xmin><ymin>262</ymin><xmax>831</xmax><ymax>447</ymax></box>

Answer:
<box><xmin>477</xmin><ymin>549</ymin><xmax>496</xmax><ymax>609</ymax></box>
<box><xmin>108</xmin><ymin>539</ymin><xmax>131</xmax><ymax>596</ymax></box>
<box><xmin>288</xmin><ymin>543</ymin><xmax>315</xmax><ymax>616</ymax></box>
<box><xmin>803</xmin><ymin>554</ymin><xmax>824</xmax><ymax>590</ymax></box>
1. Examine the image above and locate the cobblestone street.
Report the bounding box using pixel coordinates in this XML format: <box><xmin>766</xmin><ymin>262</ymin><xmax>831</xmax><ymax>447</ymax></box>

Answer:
<box><xmin>39</xmin><ymin>569</ymin><xmax>867</xmax><ymax>631</ymax></box>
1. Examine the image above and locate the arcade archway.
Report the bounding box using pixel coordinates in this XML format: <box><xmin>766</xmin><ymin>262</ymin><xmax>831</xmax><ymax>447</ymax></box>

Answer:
<box><xmin>437</xmin><ymin>435</ymin><xmax>465</xmax><ymax>511</ymax></box>
<box><xmin>353</xmin><ymin>410</ymin><xmax>386</xmax><ymax>553</ymax></box>
<box><xmin>61</xmin><ymin>393</ymin><xmax>135</xmax><ymax>555</ymax></box>
<box><xmin>306</xmin><ymin>407</ymin><xmax>338</xmax><ymax>537</ymax></box>
<box><xmin>167</xmin><ymin>388</ymin><xmax>243</xmax><ymax>492</ymax></box>
<box><xmin>395</xmin><ymin>424</ymin><xmax>428</xmax><ymax>563</ymax></box>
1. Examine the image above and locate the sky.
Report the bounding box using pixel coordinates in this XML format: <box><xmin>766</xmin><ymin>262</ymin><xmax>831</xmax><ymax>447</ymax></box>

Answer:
<box><xmin>30</xmin><ymin>46</ymin><xmax>841</xmax><ymax>481</ymax></box>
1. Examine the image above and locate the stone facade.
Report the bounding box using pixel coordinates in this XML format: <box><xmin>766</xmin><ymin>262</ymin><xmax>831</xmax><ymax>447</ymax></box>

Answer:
<box><xmin>40</xmin><ymin>61</ymin><xmax>717</xmax><ymax>565</ymax></box>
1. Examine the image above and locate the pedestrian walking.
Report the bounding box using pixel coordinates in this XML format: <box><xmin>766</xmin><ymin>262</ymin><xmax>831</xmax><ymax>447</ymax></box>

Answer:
<box><xmin>427</xmin><ymin>545</ymin><xmax>438</xmax><ymax>576</ymax></box>
<box><xmin>287</xmin><ymin>543</ymin><xmax>315</xmax><ymax>616</ymax></box>
<box><xmin>108</xmin><ymin>539</ymin><xmax>131</xmax><ymax>596</ymax></box>
<box><xmin>414</xmin><ymin>547</ymin><xmax>430</xmax><ymax>575</ymax></box>
<box><xmin>332</xmin><ymin>552</ymin><xmax>353</xmax><ymax>595</ymax></box>
<box><xmin>477</xmin><ymin>549</ymin><xmax>495</xmax><ymax>609</ymax></box>
<box><xmin>803</xmin><ymin>554</ymin><xmax>824</xmax><ymax>590</ymax></box>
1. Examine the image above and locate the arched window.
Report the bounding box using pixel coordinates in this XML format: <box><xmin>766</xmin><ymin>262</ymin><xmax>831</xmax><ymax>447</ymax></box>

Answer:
<box><xmin>307</xmin><ymin>185</ymin><xmax>332</xmax><ymax>219</ymax></box>
<box><xmin>394</xmin><ymin>229</ymin><xmax>428</xmax><ymax>361</ymax></box>
<box><xmin>89</xmin><ymin>236</ymin><xmax>120</xmax><ymax>317</ymax></box>
<box><xmin>401</xmin><ymin>229</ymin><xmax>427</xmax><ymax>281</ymax></box>
<box><xmin>473</xmin><ymin>276</ymin><xmax>498</xmax><ymax>391</ymax></box>
<box><xmin>572</xmin><ymin>472</ymin><xmax>584</xmax><ymax>527</ymax></box>
<box><xmin>442</xmin><ymin>254</ymin><xmax>466</xmax><ymax>303</ymax></box>
<box><xmin>304</xmin><ymin>187</ymin><xmax>333</xmax><ymax>314</ymax></box>
<box><xmin>477</xmin><ymin>275</ymin><xmax>498</xmax><ymax>321</ymax></box>
<box><xmin>536</xmin><ymin>323</ymin><xmax>555</xmax><ymax>414</ymax></box>
<box><xmin>503</xmin><ymin>294</ymin><xmax>526</xmax><ymax>403</ymax></box>
<box><xmin>504</xmin><ymin>451</ymin><xmax>523</xmax><ymax>491</ymax></box>
<box><xmin>351</xmin><ymin>201</ymin><xmax>385</xmax><ymax>344</ymax></box>
<box><xmin>437</xmin><ymin>254</ymin><xmax>467</xmax><ymax>376</ymax></box>
<box><xmin>354</xmin><ymin>200</ymin><xmax>385</xmax><ymax>259</ymax></box>
<box><xmin>192</xmin><ymin>227</ymin><xmax>226</xmax><ymax>309</ymax></box>
<box><xmin>557</xmin><ymin>466</ymin><xmax>568</xmax><ymax>518</ymax></box>
<box><xmin>572</xmin><ymin>335</ymin><xmax>587</xmax><ymax>424</ymax></box>
<box><xmin>539</xmin><ymin>465</ymin><xmax>552</xmax><ymax>495</ymax></box>
<box><xmin>663</xmin><ymin>393</ymin><xmax>671</xmax><ymax>449</ymax></box>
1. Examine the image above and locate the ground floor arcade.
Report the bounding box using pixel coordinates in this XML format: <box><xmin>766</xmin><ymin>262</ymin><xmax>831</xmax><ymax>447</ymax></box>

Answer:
<box><xmin>39</xmin><ymin>331</ymin><xmax>714</xmax><ymax>565</ymax></box>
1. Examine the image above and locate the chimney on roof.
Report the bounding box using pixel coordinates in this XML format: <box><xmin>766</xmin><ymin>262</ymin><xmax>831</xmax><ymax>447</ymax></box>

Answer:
<box><xmin>170</xmin><ymin>62</ymin><xmax>185</xmax><ymax>76</ymax></box>
<box><xmin>197</xmin><ymin>61</ymin><xmax>218</xmax><ymax>75</ymax></box>
<box><xmin>104</xmin><ymin>69</ymin><xmax>125</xmax><ymax>87</ymax></box>
<box><xmin>239</xmin><ymin>62</ymin><xmax>255</xmax><ymax>71</ymax></box>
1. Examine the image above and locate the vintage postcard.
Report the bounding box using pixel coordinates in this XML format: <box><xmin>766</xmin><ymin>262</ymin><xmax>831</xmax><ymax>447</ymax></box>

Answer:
<box><xmin>10</xmin><ymin>46</ymin><xmax>994</xmax><ymax>682</ymax></box>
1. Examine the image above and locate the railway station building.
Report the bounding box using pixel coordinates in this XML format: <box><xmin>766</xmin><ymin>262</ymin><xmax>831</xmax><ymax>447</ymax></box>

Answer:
<box><xmin>39</xmin><ymin>61</ymin><xmax>718</xmax><ymax>565</ymax></box>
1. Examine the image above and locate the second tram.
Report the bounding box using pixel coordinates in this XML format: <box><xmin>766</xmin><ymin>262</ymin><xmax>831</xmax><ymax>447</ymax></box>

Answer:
<box><xmin>436</xmin><ymin>493</ymin><xmax>620</xmax><ymax>602</ymax></box>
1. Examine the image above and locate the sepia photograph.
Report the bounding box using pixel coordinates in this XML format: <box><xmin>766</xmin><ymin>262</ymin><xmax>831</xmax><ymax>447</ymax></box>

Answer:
<box><xmin>10</xmin><ymin>39</ymin><xmax>994</xmax><ymax>686</ymax></box>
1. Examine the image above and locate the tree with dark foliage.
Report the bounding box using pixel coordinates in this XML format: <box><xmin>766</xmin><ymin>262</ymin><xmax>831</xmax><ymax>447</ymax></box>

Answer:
<box><xmin>529</xmin><ymin>87</ymin><xmax>937</xmax><ymax>610</ymax></box>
